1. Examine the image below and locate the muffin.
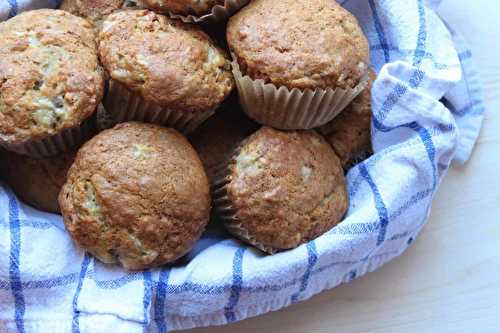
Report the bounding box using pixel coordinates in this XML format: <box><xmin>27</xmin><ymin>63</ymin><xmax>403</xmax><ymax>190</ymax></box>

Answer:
<box><xmin>213</xmin><ymin>127</ymin><xmax>348</xmax><ymax>253</ymax></box>
<box><xmin>60</xmin><ymin>0</ymin><xmax>138</xmax><ymax>26</ymax></box>
<box><xmin>59</xmin><ymin>122</ymin><xmax>211</xmax><ymax>270</ymax></box>
<box><xmin>190</xmin><ymin>99</ymin><xmax>259</xmax><ymax>184</ymax></box>
<box><xmin>0</xmin><ymin>9</ymin><xmax>104</xmax><ymax>156</ymax></box>
<box><xmin>98</xmin><ymin>10</ymin><xmax>233</xmax><ymax>133</ymax></box>
<box><xmin>319</xmin><ymin>70</ymin><xmax>376</xmax><ymax>169</ymax></box>
<box><xmin>227</xmin><ymin>0</ymin><xmax>369</xmax><ymax>129</ymax></box>
<box><xmin>0</xmin><ymin>150</ymin><xmax>75</xmax><ymax>213</ymax></box>
<box><xmin>143</xmin><ymin>0</ymin><xmax>224</xmax><ymax>16</ymax></box>
<box><xmin>140</xmin><ymin>0</ymin><xmax>250</xmax><ymax>24</ymax></box>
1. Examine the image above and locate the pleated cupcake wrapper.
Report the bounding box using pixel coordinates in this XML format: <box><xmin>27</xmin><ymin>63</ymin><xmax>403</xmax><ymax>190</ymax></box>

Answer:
<box><xmin>95</xmin><ymin>103</ymin><xmax>117</xmax><ymax>132</ymax></box>
<box><xmin>232</xmin><ymin>59</ymin><xmax>369</xmax><ymax>130</ymax></box>
<box><xmin>167</xmin><ymin>0</ymin><xmax>250</xmax><ymax>24</ymax></box>
<box><xmin>2</xmin><ymin>115</ymin><xmax>96</xmax><ymax>157</ymax></box>
<box><xmin>104</xmin><ymin>80</ymin><xmax>215</xmax><ymax>134</ymax></box>
<box><xmin>212</xmin><ymin>141</ymin><xmax>279</xmax><ymax>255</ymax></box>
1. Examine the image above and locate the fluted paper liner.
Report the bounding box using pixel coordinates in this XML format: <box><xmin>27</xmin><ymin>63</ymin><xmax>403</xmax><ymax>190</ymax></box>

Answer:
<box><xmin>167</xmin><ymin>0</ymin><xmax>250</xmax><ymax>24</ymax></box>
<box><xmin>2</xmin><ymin>115</ymin><xmax>96</xmax><ymax>157</ymax></box>
<box><xmin>232</xmin><ymin>59</ymin><xmax>369</xmax><ymax>130</ymax></box>
<box><xmin>212</xmin><ymin>141</ymin><xmax>279</xmax><ymax>255</ymax></box>
<box><xmin>104</xmin><ymin>80</ymin><xmax>215</xmax><ymax>134</ymax></box>
<box><xmin>95</xmin><ymin>103</ymin><xmax>115</xmax><ymax>132</ymax></box>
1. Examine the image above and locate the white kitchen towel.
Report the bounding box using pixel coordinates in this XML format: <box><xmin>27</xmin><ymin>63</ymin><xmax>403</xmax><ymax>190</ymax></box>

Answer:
<box><xmin>0</xmin><ymin>0</ymin><xmax>485</xmax><ymax>332</ymax></box>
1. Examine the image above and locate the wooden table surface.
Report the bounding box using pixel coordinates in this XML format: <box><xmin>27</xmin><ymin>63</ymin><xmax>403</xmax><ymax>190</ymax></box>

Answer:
<box><xmin>179</xmin><ymin>1</ymin><xmax>500</xmax><ymax>332</ymax></box>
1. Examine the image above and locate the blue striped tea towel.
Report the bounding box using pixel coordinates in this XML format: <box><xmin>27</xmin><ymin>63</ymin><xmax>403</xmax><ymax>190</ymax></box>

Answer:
<box><xmin>0</xmin><ymin>0</ymin><xmax>485</xmax><ymax>332</ymax></box>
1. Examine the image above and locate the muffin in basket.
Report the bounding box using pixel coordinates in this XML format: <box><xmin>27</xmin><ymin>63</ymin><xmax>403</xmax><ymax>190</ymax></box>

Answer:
<box><xmin>0</xmin><ymin>149</ymin><xmax>75</xmax><ymax>214</ymax></box>
<box><xmin>60</xmin><ymin>0</ymin><xmax>139</xmax><ymax>26</ymax></box>
<box><xmin>140</xmin><ymin>0</ymin><xmax>250</xmax><ymax>24</ymax></box>
<box><xmin>98</xmin><ymin>10</ymin><xmax>234</xmax><ymax>133</ymax></box>
<box><xmin>213</xmin><ymin>126</ymin><xmax>348</xmax><ymax>253</ymax></box>
<box><xmin>319</xmin><ymin>69</ymin><xmax>376</xmax><ymax>169</ymax></box>
<box><xmin>227</xmin><ymin>0</ymin><xmax>369</xmax><ymax>130</ymax></box>
<box><xmin>0</xmin><ymin>9</ymin><xmax>104</xmax><ymax>157</ymax></box>
<box><xmin>59</xmin><ymin>122</ymin><xmax>211</xmax><ymax>270</ymax></box>
<box><xmin>190</xmin><ymin>98</ymin><xmax>259</xmax><ymax>184</ymax></box>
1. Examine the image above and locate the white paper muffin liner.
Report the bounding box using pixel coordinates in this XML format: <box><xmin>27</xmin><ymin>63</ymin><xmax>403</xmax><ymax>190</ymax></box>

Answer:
<box><xmin>212</xmin><ymin>141</ymin><xmax>279</xmax><ymax>254</ymax></box>
<box><xmin>166</xmin><ymin>0</ymin><xmax>250</xmax><ymax>24</ymax></box>
<box><xmin>103</xmin><ymin>79</ymin><xmax>216</xmax><ymax>134</ymax></box>
<box><xmin>232</xmin><ymin>59</ymin><xmax>369</xmax><ymax>130</ymax></box>
<box><xmin>2</xmin><ymin>115</ymin><xmax>96</xmax><ymax>157</ymax></box>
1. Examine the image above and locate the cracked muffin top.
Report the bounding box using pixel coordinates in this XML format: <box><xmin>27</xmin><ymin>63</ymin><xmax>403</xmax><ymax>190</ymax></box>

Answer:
<box><xmin>0</xmin><ymin>9</ymin><xmax>104</xmax><ymax>146</ymax></box>
<box><xmin>223</xmin><ymin>126</ymin><xmax>347</xmax><ymax>251</ymax></box>
<box><xmin>59</xmin><ymin>122</ymin><xmax>211</xmax><ymax>270</ymax></box>
<box><xmin>60</xmin><ymin>0</ymin><xmax>137</xmax><ymax>25</ymax></box>
<box><xmin>0</xmin><ymin>149</ymin><xmax>75</xmax><ymax>213</ymax></box>
<box><xmin>227</xmin><ymin>0</ymin><xmax>369</xmax><ymax>90</ymax></box>
<box><xmin>140</xmin><ymin>0</ymin><xmax>225</xmax><ymax>16</ymax></box>
<box><xmin>320</xmin><ymin>69</ymin><xmax>375</xmax><ymax>169</ymax></box>
<box><xmin>98</xmin><ymin>10</ymin><xmax>234</xmax><ymax>113</ymax></box>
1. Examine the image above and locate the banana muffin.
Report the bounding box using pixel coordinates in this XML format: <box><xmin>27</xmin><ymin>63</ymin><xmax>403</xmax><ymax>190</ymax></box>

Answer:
<box><xmin>226</xmin><ymin>0</ymin><xmax>369</xmax><ymax>129</ymax></box>
<box><xmin>0</xmin><ymin>150</ymin><xmax>75</xmax><ymax>213</ymax></box>
<box><xmin>214</xmin><ymin>126</ymin><xmax>348</xmax><ymax>253</ymax></box>
<box><xmin>139</xmin><ymin>0</ymin><xmax>250</xmax><ymax>24</ymax></box>
<box><xmin>320</xmin><ymin>70</ymin><xmax>376</xmax><ymax>169</ymax></box>
<box><xmin>141</xmin><ymin>0</ymin><xmax>224</xmax><ymax>16</ymax></box>
<box><xmin>190</xmin><ymin>99</ymin><xmax>259</xmax><ymax>184</ymax></box>
<box><xmin>60</xmin><ymin>0</ymin><xmax>138</xmax><ymax>26</ymax></box>
<box><xmin>227</xmin><ymin>0</ymin><xmax>368</xmax><ymax>89</ymax></box>
<box><xmin>0</xmin><ymin>9</ymin><xmax>104</xmax><ymax>156</ymax></box>
<box><xmin>99</xmin><ymin>10</ymin><xmax>234</xmax><ymax>132</ymax></box>
<box><xmin>59</xmin><ymin>122</ymin><xmax>211</xmax><ymax>270</ymax></box>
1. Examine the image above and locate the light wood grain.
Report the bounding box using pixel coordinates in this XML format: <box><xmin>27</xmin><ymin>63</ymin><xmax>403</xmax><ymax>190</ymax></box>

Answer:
<box><xmin>178</xmin><ymin>1</ymin><xmax>500</xmax><ymax>332</ymax></box>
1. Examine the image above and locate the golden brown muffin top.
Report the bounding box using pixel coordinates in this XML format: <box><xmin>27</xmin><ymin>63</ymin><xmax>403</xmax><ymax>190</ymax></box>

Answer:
<box><xmin>141</xmin><ymin>0</ymin><xmax>225</xmax><ymax>16</ymax></box>
<box><xmin>190</xmin><ymin>101</ymin><xmax>259</xmax><ymax>183</ymax></box>
<box><xmin>0</xmin><ymin>9</ymin><xmax>104</xmax><ymax>146</ymax></box>
<box><xmin>59</xmin><ymin>122</ymin><xmax>211</xmax><ymax>270</ymax></box>
<box><xmin>60</xmin><ymin>0</ymin><xmax>135</xmax><ymax>24</ymax></box>
<box><xmin>320</xmin><ymin>70</ymin><xmax>376</xmax><ymax>169</ymax></box>
<box><xmin>98</xmin><ymin>10</ymin><xmax>234</xmax><ymax>112</ymax></box>
<box><xmin>0</xmin><ymin>149</ymin><xmax>75</xmax><ymax>213</ymax></box>
<box><xmin>227</xmin><ymin>0</ymin><xmax>369</xmax><ymax>90</ymax></box>
<box><xmin>225</xmin><ymin>127</ymin><xmax>347</xmax><ymax>251</ymax></box>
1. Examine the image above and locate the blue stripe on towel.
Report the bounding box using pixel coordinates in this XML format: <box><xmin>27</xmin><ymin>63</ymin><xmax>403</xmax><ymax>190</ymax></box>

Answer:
<box><xmin>291</xmin><ymin>241</ymin><xmax>318</xmax><ymax>304</ymax></box>
<box><xmin>8</xmin><ymin>192</ymin><xmax>25</xmax><ymax>333</ymax></box>
<box><xmin>224</xmin><ymin>248</ymin><xmax>246</xmax><ymax>323</ymax></box>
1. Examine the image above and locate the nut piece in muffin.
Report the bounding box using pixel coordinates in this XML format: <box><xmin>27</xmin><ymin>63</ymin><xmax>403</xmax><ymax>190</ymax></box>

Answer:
<box><xmin>319</xmin><ymin>70</ymin><xmax>376</xmax><ymax>169</ymax></box>
<box><xmin>98</xmin><ymin>10</ymin><xmax>234</xmax><ymax>131</ymax></box>
<box><xmin>190</xmin><ymin>99</ymin><xmax>259</xmax><ymax>184</ymax></box>
<box><xmin>0</xmin><ymin>9</ymin><xmax>104</xmax><ymax>155</ymax></box>
<box><xmin>214</xmin><ymin>127</ymin><xmax>348</xmax><ymax>253</ymax></box>
<box><xmin>141</xmin><ymin>0</ymin><xmax>225</xmax><ymax>16</ymax></box>
<box><xmin>227</xmin><ymin>0</ymin><xmax>369</xmax><ymax>90</ymax></box>
<box><xmin>60</xmin><ymin>0</ymin><xmax>138</xmax><ymax>26</ymax></box>
<box><xmin>0</xmin><ymin>150</ymin><xmax>75</xmax><ymax>213</ymax></box>
<box><xmin>59</xmin><ymin>122</ymin><xmax>211</xmax><ymax>270</ymax></box>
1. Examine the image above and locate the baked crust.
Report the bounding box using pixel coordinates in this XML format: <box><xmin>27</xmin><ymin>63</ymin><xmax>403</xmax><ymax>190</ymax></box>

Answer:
<box><xmin>190</xmin><ymin>100</ymin><xmax>258</xmax><ymax>183</ymax></box>
<box><xmin>225</xmin><ymin>127</ymin><xmax>348</xmax><ymax>250</ymax></box>
<box><xmin>98</xmin><ymin>10</ymin><xmax>234</xmax><ymax>113</ymax></box>
<box><xmin>0</xmin><ymin>9</ymin><xmax>104</xmax><ymax>145</ymax></box>
<box><xmin>0</xmin><ymin>150</ymin><xmax>75</xmax><ymax>213</ymax></box>
<box><xmin>59</xmin><ymin>122</ymin><xmax>211</xmax><ymax>270</ymax></box>
<box><xmin>320</xmin><ymin>70</ymin><xmax>376</xmax><ymax>168</ymax></box>
<box><xmin>141</xmin><ymin>0</ymin><xmax>225</xmax><ymax>16</ymax></box>
<box><xmin>227</xmin><ymin>0</ymin><xmax>369</xmax><ymax>90</ymax></box>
